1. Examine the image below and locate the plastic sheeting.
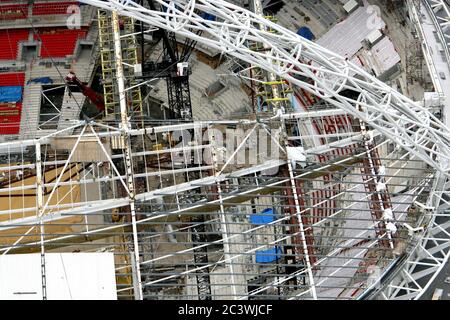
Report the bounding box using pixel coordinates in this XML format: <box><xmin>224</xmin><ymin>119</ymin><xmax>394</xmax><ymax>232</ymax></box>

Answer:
<box><xmin>0</xmin><ymin>86</ymin><xmax>22</xmax><ymax>103</ymax></box>
<box><xmin>202</xmin><ymin>12</ymin><xmax>216</xmax><ymax>21</ymax></box>
<box><xmin>250</xmin><ymin>208</ymin><xmax>275</xmax><ymax>225</ymax></box>
<box><xmin>297</xmin><ymin>26</ymin><xmax>314</xmax><ymax>41</ymax></box>
<box><xmin>287</xmin><ymin>146</ymin><xmax>306</xmax><ymax>169</ymax></box>
<box><xmin>27</xmin><ymin>77</ymin><xmax>53</xmax><ymax>85</ymax></box>
<box><xmin>255</xmin><ymin>247</ymin><xmax>282</xmax><ymax>263</ymax></box>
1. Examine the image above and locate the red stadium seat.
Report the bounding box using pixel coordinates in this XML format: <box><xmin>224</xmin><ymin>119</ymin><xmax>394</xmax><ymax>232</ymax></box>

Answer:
<box><xmin>32</xmin><ymin>2</ymin><xmax>79</xmax><ymax>16</ymax></box>
<box><xmin>0</xmin><ymin>29</ymin><xmax>29</xmax><ymax>60</ymax></box>
<box><xmin>35</xmin><ymin>28</ymin><xmax>87</xmax><ymax>58</ymax></box>
<box><xmin>0</xmin><ymin>73</ymin><xmax>25</xmax><ymax>87</ymax></box>
<box><xmin>0</xmin><ymin>4</ymin><xmax>28</xmax><ymax>21</ymax></box>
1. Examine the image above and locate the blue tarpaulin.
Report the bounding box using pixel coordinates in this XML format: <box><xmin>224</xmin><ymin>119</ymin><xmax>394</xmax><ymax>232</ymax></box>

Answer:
<box><xmin>202</xmin><ymin>12</ymin><xmax>216</xmax><ymax>21</ymax></box>
<box><xmin>256</xmin><ymin>247</ymin><xmax>282</xmax><ymax>263</ymax></box>
<box><xmin>297</xmin><ymin>26</ymin><xmax>315</xmax><ymax>41</ymax></box>
<box><xmin>0</xmin><ymin>86</ymin><xmax>22</xmax><ymax>103</ymax></box>
<box><xmin>250</xmin><ymin>208</ymin><xmax>275</xmax><ymax>225</ymax></box>
<box><xmin>27</xmin><ymin>77</ymin><xmax>53</xmax><ymax>85</ymax></box>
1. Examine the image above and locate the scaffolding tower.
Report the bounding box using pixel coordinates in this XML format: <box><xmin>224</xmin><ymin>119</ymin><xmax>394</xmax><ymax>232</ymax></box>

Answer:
<box><xmin>98</xmin><ymin>9</ymin><xmax>144</xmax><ymax>119</ymax></box>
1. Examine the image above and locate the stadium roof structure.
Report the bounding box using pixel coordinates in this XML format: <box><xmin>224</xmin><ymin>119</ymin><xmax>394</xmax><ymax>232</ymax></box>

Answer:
<box><xmin>0</xmin><ymin>0</ymin><xmax>448</xmax><ymax>300</ymax></box>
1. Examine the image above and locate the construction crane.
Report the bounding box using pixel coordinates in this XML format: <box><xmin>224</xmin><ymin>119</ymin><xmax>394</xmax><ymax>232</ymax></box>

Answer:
<box><xmin>65</xmin><ymin>72</ymin><xmax>105</xmax><ymax>112</ymax></box>
<box><xmin>139</xmin><ymin>0</ymin><xmax>207</xmax><ymax>121</ymax></box>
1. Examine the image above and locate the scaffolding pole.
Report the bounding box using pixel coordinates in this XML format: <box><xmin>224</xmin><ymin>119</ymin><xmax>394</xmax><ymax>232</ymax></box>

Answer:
<box><xmin>112</xmin><ymin>10</ymin><xmax>143</xmax><ymax>300</ymax></box>
<box><xmin>36</xmin><ymin>141</ymin><xmax>47</xmax><ymax>300</ymax></box>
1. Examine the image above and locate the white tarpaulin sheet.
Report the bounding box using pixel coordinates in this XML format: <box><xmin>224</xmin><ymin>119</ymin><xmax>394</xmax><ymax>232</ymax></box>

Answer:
<box><xmin>0</xmin><ymin>253</ymin><xmax>117</xmax><ymax>300</ymax></box>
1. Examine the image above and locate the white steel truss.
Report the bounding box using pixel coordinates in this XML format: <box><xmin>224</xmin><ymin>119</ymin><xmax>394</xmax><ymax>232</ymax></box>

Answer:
<box><xmin>0</xmin><ymin>0</ymin><xmax>448</xmax><ymax>300</ymax></box>
<box><xmin>425</xmin><ymin>0</ymin><xmax>450</xmax><ymax>66</ymax></box>
<box><xmin>79</xmin><ymin>0</ymin><xmax>450</xmax><ymax>177</ymax></box>
<box><xmin>371</xmin><ymin>0</ymin><xmax>450</xmax><ymax>300</ymax></box>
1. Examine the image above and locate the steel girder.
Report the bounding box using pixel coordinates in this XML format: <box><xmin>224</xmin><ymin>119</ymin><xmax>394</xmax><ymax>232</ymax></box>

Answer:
<box><xmin>373</xmin><ymin>1</ymin><xmax>450</xmax><ymax>299</ymax></box>
<box><xmin>78</xmin><ymin>0</ymin><xmax>450</xmax><ymax>177</ymax></box>
<box><xmin>425</xmin><ymin>0</ymin><xmax>450</xmax><ymax>66</ymax></box>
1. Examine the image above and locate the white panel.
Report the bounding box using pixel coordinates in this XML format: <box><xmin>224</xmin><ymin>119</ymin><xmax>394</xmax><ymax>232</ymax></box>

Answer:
<box><xmin>46</xmin><ymin>253</ymin><xmax>117</xmax><ymax>300</ymax></box>
<box><xmin>0</xmin><ymin>253</ymin><xmax>117</xmax><ymax>300</ymax></box>
<box><xmin>0</xmin><ymin>254</ymin><xmax>43</xmax><ymax>300</ymax></box>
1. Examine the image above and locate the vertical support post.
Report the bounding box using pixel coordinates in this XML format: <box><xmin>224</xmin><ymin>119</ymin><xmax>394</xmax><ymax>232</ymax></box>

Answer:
<box><xmin>209</xmin><ymin>128</ymin><xmax>239</xmax><ymax>299</ymax></box>
<box><xmin>36</xmin><ymin>141</ymin><xmax>47</xmax><ymax>300</ymax></box>
<box><xmin>252</xmin><ymin>0</ymin><xmax>281</xmax><ymax>113</ymax></box>
<box><xmin>130</xmin><ymin>252</ymin><xmax>141</xmax><ymax>300</ymax></box>
<box><xmin>140</xmin><ymin>0</ymin><xmax>145</xmax><ymax>73</ymax></box>
<box><xmin>113</xmin><ymin>10</ymin><xmax>130</xmax><ymax>131</ymax></box>
<box><xmin>282</xmin><ymin>120</ymin><xmax>317</xmax><ymax>300</ymax></box>
<box><xmin>112</xmin><ymin>10</ymin><xmax>143</xmax><ymax>300</ymax></box>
